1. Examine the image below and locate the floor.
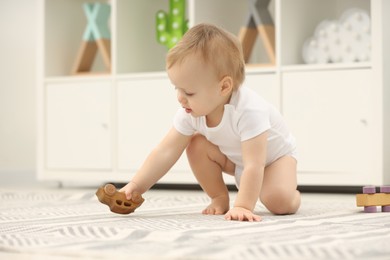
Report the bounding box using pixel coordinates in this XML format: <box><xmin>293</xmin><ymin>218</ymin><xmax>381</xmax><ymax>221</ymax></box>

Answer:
<box><xmin>0</xmin><ymin>183</ymin><xmax>372</xmax><ymax>260</ymax></box>
<box><xmin>0</xmin><ymin>174</ymin><xmax>390</xmax><ymax>260</ymax></box>
<box><xmin>0</xmin><ymin>170</ymin><xmax>359</xmax><ymax>207</ymax></box>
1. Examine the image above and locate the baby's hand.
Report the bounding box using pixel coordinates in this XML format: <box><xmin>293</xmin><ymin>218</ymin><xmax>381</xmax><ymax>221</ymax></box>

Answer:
<box><xmin>224</xmin><ymin>207</ymin><xmax>261</xmax><ymax>222</ymax></box>
<box><xmin>119</xmin><ymin>181</ymin><xmax>141</xmax><ymax>200</ymax></box>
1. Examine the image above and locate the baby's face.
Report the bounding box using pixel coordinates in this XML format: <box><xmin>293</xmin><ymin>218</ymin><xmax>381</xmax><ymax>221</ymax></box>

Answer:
<box><xmin>167</xmin><ymin>54</ymin><xmax>228</xmax><ymax>119</ymax></box>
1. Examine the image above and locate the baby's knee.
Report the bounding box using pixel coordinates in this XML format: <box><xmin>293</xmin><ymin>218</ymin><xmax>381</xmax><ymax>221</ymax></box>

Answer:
<box><xmin>260</xmin><ymin>188</ymin><xmax>300</xmax><ymax>215</ymax></box>
<box><xmin>186</xmin><ymin>134</ymin><xmax>208</xmax><ymax>158</ymax></box>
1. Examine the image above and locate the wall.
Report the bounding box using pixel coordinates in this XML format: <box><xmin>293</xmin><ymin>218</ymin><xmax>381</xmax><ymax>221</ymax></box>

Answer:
<box><xmin>0</xmin><ymin>0</ymin><xmax>37</xmax><ymax>183</ymax></box>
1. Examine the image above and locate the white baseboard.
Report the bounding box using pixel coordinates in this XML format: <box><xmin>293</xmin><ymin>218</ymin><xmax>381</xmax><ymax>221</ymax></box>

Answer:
<box><xmin>0</xmin><ymin>169</ymin><xmax>37</xmax><ymax>186</ymax></box>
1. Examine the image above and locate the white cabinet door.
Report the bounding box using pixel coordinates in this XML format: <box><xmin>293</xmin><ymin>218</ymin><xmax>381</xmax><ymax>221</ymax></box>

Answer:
<box><xmin>46</xmin><ymin>81</ymin><xmax>111</xmax><ymax>169</ymax></box>
<box><xmin>117</xmin><ymin>77</ymin><xmax>190</xmax><ymax>174</ymax></box>
<box><xmin>282</xmin><ymin>69</ymin><xmax>374</xmax><ymax>183</ymax></box>
<box><xmin>243</xmin><ymin>72</ymin><xmax>279</xmax><ymax>110</ymax></box>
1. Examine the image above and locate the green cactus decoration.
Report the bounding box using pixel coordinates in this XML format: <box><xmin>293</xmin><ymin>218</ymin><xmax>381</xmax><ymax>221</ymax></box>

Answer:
<box><xmin>156</xmin><ymin>0</ymin><xmax>189</xmax><ymax>50</ymax></box>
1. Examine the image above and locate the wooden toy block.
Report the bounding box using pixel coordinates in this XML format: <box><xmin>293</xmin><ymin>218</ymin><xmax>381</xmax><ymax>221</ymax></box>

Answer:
<box><xmin>239</xmin><ymin>0</ymin><xmax>275</xmax><ymax>66</ymax></box>
<box><xmin>96</xmin><ymin>184</ymin><xmax>144</xmax><ymax>215</ymax></box>
<box><xmin>72</xmin><ymin>3</ymin><xmax>111</xmax><ymax>75</ymax></box>
<box><xmin>356</xmin><ymin>185</ymin><xmax>390</xmax><ymax>213</ymax></box>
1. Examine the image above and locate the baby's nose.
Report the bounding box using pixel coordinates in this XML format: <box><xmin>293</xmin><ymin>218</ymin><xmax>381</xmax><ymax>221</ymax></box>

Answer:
<box><xmin>177</xmin><ymin>92</ymin><xmax>187</xmax><ymax>104</ymax></box>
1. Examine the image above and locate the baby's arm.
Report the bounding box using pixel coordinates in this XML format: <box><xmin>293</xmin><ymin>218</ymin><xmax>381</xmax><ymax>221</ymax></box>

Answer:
<box><xmin>120</xmin><ymin>127</ymin><xmax>191</xmax><ymax>199</ymax></box>
<box><xmin>224</xmin><ymin>132</ymin><xmax>267</xmax><ymax>221</ymax></box>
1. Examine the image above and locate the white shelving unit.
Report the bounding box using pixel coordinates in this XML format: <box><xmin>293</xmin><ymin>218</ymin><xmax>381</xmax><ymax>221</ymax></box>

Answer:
<box><xmin>37</xmin><ymin>0</ymin><xmax>390</xmax><ymax>187</ymax></box>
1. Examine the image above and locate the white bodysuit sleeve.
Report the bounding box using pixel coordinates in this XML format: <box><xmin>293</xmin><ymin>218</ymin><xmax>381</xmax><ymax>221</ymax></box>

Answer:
<box><xmin>237</xmin><ymin>108</ymin><xmax>271</xmax><ymax>141</ymax></box>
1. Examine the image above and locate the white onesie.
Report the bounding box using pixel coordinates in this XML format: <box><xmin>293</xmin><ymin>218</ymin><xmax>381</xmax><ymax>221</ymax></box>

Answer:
<box><xmin>173</xmin><ymin>86</ymin><xmax>297</xmax><ymax>186</ymax></box>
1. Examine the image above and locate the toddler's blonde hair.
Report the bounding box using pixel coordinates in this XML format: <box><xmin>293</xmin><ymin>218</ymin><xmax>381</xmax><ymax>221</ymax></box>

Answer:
<box><xmin>166</xmin><ymin>23</ymin><xmax>245</xmax><ymax>90</ymax></box>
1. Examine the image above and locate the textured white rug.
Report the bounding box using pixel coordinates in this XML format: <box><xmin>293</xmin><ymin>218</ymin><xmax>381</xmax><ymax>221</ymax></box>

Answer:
<box><xmin>0</xmin><ymin>187</ymin><xmax>389</xmax><ymax>259</ymax></box>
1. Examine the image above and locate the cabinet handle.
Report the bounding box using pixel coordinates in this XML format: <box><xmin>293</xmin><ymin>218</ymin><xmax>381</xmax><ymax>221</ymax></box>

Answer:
<box><xmin>360</xmin><ymin>119</ymin><xmax>368</xmax><ymax>126</ymax></box>
<box><xmin>101</xmin><ymin>123</ymin><xmax>109</xmax><ymax>129</ymax></box>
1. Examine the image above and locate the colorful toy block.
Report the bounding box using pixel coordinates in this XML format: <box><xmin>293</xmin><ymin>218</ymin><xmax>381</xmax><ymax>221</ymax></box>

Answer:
<box><xmin>96</xmin><ymin>184</ymin><xmax>144</xmax><ymax>215</ymax></box>
<box><xmin>156</xmin><ymin>0</ymin><xmax>188</xmax><ymax>50</ymax></box>
<box><xmin>356</xmin><ymin>185</ymin><xmax>390</xmax><ymax>213</ymax></box>
<box><xmin>72</xmin><ymin>3</ymin><xmax>111</xmax><ymax>74</ymax></box>
<box><xmin>239</xmin><ymin>0</ymin><xmax>275</xmax><ymax>66</ymax></box>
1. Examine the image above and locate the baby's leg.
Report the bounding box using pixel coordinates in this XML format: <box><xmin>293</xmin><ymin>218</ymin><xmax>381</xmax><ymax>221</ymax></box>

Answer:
<box><xmin>260</xmin><ymin>156</ymin><xmax>301</xmax><ymax>215</ymax></box>
<box><xmin>186</xmin><ymin>134</ymin><xmax>235</xmax><ymax>215</ymax></box>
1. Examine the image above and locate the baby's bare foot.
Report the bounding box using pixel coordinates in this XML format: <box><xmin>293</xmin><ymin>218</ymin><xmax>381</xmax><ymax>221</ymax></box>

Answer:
<box><xmin>202</xmin><ymin>195</ymin><xmax>229</xmax><ymax>215</ymax></box>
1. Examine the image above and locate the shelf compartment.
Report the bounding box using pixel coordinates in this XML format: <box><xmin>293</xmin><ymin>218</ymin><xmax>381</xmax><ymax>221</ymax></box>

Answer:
<box><xmin>45</xmin><ymin>80</ymin><xmax>112</xmax><ymax>169</ymax></box>
<box><xmin>282</xmin><ymin>68</ymin><xmax>374</xmax><ymax>182</ymax></box>
<box><xmin>280</xmin><ymin>0</ymin><xmax>370</xmax><ymax>66</ymax></box>
<box><xmin>115</xmin><ymin>0</ymin><xmax>179</xmax><ymax>74</ymax></box>
<box><xmin>44</xmin><ymin>0</ymin><xmax>110</xmax><ymax>77</ymax></box>
<box><xmin>190</xmin><ymin>0</ymin><xmax>276</xmax><ymax>66</ymax></box>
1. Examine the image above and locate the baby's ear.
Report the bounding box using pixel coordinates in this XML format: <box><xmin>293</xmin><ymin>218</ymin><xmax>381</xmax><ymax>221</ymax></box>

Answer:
<box><xmin>220</xmin><ymin>76</ymin><xmax>233</xmax><ymax>96</ymax></box>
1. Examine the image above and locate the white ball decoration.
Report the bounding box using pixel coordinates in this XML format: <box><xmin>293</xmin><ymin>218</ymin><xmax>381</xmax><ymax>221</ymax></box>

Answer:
<box><xmin>172</xmin><ymin>8</ymin><xmax>179</xmax><ymax>16</ymax></box>
<box><xmin>159</xmin><ymin>36</ymin><xmax>167</xmax><ymax>42</ymax></box>
<box><xmin>172</xmin><ymin>22</ymin><xmax>179</xmax><ymax>29</ymax></box>
<box><xmin>171</xmin><ymin>37</ymin><xmax>178</xmax><ymax>43</ymax></box>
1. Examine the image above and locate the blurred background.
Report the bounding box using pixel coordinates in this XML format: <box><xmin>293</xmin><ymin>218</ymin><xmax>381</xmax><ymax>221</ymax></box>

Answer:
<box><xmin>0</xmin><ymin>0</ymin><xmax>37</xmax><ymax>185</ymax></box>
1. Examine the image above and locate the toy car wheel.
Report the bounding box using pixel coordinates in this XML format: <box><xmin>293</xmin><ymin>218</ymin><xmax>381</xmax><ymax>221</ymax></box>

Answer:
<box><xmin>104</xmin><ymin>184</ymin><xmax>116</xmax><ymax>196</ymax></box>
<box><xmin>380</xmin><ymin>186</ymin><xmax>390</xmax><ymax>193</ymax></box>
<box><xmin>382</xmin><ymin>206</ymin><xmax>390</xmax><ymax>212</ymax></box>
<box><xmin>363</xmin><ymin>185</ymin><xmax>376</xmax><ymax>194</ymax></box>
<box><xmin>364</xmin><ymin>206</ymin><xmax>377</xmax><ymax>213</ymax></box>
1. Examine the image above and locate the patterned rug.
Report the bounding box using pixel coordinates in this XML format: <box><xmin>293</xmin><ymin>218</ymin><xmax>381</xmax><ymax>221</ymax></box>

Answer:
<box><xmin>0</xmin><ymin>188</ymin><xmax>389</xmax><ymax>259</ymax></box>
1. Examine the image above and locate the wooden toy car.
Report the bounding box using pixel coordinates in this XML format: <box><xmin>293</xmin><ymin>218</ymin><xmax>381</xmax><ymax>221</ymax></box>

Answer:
<box><xmin>356</xmin><ymin>185</ymin><xmax>390</xmax><ymax>213</ymax></box>
<box><xmin>96</xmin><ymin>183</ymin><xmax>144</xmax><ymax>214</ymax></box>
